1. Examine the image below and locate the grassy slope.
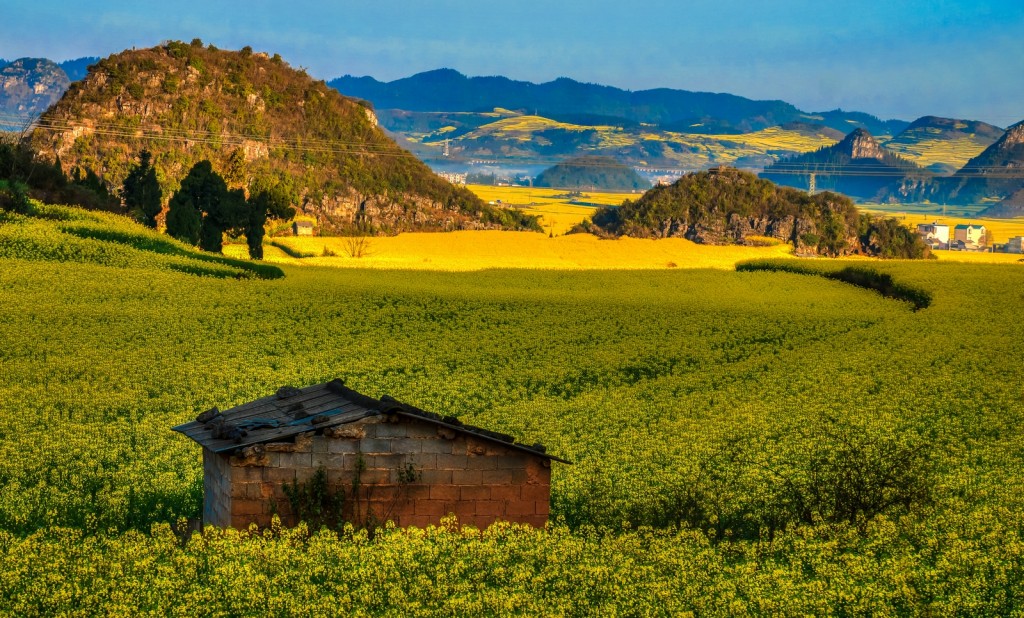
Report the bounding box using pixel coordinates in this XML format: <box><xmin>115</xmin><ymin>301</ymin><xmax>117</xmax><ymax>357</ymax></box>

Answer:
<box><xmin>412</xmin><ymin>113</ymin><xmax>840</xmax><ymax>166</ymax></box>
<box><xmin>2</xmin><ymin>203</ymin><xmax>1024</xmax><ymax>612</ymax></box>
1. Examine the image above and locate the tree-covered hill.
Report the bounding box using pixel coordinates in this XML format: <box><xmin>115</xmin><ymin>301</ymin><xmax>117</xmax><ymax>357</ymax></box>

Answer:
<box><xmin>579</xmin><ymin>166</ymin><xmax>928</xmax><ymax>258</ymax></box>
<box><xmin>27</xmin><ymin>41</ymin><xmax>538</xmax><ymax>234</ymax></box>
<box><xmin>534</xmin><ymin>156</ymin><xmax>650</xmax><ymax>191</ymax></box>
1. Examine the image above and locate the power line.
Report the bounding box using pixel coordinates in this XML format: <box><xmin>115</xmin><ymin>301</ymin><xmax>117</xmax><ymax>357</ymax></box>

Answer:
<box><xmin>3</xmin><ymin>110</ymin><xmax>1024</xmax><ymax>178</ymax></box>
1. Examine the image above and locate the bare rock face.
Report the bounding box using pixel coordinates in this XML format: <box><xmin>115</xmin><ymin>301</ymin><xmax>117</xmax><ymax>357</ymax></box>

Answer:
<box><xmin>841</xmin><ymin>128</ymin><xmax>886</xmax><ymax>160</ymax></box>
<box><xmin>0</xmin><ymin>58</ymin><xmax>70</xmax><ymax>127</ymax></box>
<box><xmin>1000</xmin><ymin>121</ymin><xmax>1024</xmax><ymax>150</ymax></box>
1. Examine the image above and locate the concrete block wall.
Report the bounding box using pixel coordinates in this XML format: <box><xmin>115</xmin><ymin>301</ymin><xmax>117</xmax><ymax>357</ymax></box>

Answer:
<box><xmin>206</xmin><ymin>414</ymin><xmax>552</xmax><ymax>530</ymax></box>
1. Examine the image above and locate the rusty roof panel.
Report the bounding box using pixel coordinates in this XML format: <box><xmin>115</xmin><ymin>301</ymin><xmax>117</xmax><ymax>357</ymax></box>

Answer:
<box><xmin>172</xmin><ymin>379</ymin><xmax>567</xmax><ymax>462</ymax></box>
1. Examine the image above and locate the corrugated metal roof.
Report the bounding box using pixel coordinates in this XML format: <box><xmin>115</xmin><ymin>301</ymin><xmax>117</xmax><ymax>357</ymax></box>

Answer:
<box><xmin>171</xmin><ymin>379</ymin><xmax>568</xmax><ymax>463</ymax></box>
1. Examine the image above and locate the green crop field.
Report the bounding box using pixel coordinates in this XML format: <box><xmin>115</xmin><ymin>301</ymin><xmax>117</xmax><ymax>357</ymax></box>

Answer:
<box><xmin>2</xmin><ymin>203</ymin><xmax>1024</xmax><ymax>614</ymax></box>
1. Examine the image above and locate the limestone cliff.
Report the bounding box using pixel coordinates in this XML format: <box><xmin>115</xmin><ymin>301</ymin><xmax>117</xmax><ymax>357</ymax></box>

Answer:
<box><xmin>28</xmin><ymin>41</ymin><xmax>537</xmax><ymax>233</ymax></box>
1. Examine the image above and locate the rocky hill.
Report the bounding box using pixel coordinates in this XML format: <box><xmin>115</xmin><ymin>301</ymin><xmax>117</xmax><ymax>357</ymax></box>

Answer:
<box><xmin>761</xmin><ymin>128</ymin><xmax>936</xmax><ymax>202</ymax></box>
<box><xmin>946</xmin><ymin>120</ymin><xmax>1024</xmax><ymax>207</ymax></box>
<box><xmin>883</xmin><ymin>116</ymin><xmax>1003</xmax><ymax>172</ymax></box>
<box><xmin>28</xmin><ymin>42</ymin><xmax>537</xmax><ymax>233</ymax></box>
<box><xmin>0</xmin><ymin>58</ymin><xmax>70</xmax><ymax>130</ymax></box>
<box><xmin>577</xmin><ymin>167</ymin><xmax>928</xmax><ymax>258</ymax></box>
<box><xmin>534</xmin><ymin>156</ymin><xmax>650</xmax><ymax>191</ymax></box>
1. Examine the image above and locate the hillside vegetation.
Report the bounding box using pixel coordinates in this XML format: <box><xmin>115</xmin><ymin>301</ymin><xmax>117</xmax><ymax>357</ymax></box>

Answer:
<box><xmin>1</xmin><ymin>198</ymin><xmax>1024</xmax><ymax>613</ymax></box>
<box><xmin>581</xmin><ymin>167</ymin><xmax>929</xmax><ymax>258</ymax></box>
<box><xmin>0</xmin><ymin>200</ymin><xmax>282</xmax><ymax>279</ymax></box>
<box><xmin>27</xmin><ymin>41</ymin><xmax>537</xmax><ymax>234</ymax></box>
<box><xmin>534</xmin><ymin>156</ymin><xmax>650</xmax><ymax>191</ymax></box>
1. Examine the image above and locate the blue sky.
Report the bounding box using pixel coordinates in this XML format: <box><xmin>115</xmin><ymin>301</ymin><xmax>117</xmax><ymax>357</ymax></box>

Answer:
<box><xmin>3</xmin><ymin>0</ymin><xmax>1022</xmax><ymax>125</ymax></box>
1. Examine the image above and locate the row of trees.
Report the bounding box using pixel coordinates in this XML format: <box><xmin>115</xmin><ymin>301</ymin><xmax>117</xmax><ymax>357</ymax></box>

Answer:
<box><xmin>120</xmin><ymin>153</ymin><xmax>294</xmax><ymax>259</ymax></box>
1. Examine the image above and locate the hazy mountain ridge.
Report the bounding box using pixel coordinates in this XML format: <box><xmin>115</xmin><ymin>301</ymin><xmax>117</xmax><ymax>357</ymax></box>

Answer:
<box><xmin>331</xmin><ymin>70</ymin><xmax>1015</xmax><ymax>178</ymax></box>
<box><xmin>27</xmin><ymin>42</ymin><xmax>538</xmax><ymax>233</ymax></box>
<box><xmin>331</xmin><ymin>69</ymin><xmax>906</xmax><ymax>136</ymax></box>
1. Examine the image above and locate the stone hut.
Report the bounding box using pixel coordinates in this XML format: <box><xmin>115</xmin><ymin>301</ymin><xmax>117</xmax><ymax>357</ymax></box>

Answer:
<box><xmin>292</xmin><ymin>220</ymin><xmax>314</xmax><ymax>236</ymax></box>
<box><xmin>172</xmin><ymin>379</ymin><xmax>566</xmax><ymax>530</ymax></box>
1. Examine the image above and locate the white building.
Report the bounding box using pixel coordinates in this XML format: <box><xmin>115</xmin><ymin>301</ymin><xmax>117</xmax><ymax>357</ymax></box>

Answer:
<box><xmin>916</xmin><ymin>222</ymin><xmax>950</xmax><ymax>249</ymax></box>
<box><xmin>1009</xmin><ymin>236</ymin><xmax>1024</xmax><ymax>254</ymax></box>
<box><xmin>953</xmin><ymin>224</ymin><xmax>987</xmax><ymax>250</ymax></box>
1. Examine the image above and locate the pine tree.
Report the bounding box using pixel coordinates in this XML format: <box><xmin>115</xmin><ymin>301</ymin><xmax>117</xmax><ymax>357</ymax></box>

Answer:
<box><xmin>122</xmin><ymin>150</ymin><xmax>162</xmax><ymax>228</ymax></box>
<box><xmin>167</xmin><ymin>160</ymin><xmax>224</xmax><ymax>247</ymax></box>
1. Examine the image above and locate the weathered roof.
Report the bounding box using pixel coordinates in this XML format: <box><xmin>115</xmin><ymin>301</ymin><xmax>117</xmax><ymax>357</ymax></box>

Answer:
<box><xmin>293</xmin><ymin>220</ymin><xmax>314</xmax><ymax>228</ymax></box>
<box><xmin>172</xmin><ymin>379</ymin><xmax>568</xmax><ymax>463</ymax></box>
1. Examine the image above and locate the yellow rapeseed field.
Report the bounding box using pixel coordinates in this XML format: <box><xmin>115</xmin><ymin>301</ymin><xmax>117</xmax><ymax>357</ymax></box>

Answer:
<box><xmin>231</xmin><ymin>232</ymin><xmax>795</xmax><ymax>271</ymax></box>
<box><xmin>465</xmin><ymin>184</ymin><xmax>637</xmax><ymax>234</ymax></box>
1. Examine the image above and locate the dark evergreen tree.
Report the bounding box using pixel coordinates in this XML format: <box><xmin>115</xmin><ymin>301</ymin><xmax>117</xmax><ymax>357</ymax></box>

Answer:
<box><xmin>167</xmin><ymin>160</ymin><xmax>224</xmax><ymax>247</ymax></box>
<box><xmin>243</xmin><ymin>187</ymin><xmax>295</xmax><ymax>260</ymax></box>
<box><xmin>122</xmin><ymin>150</ymin><xmax>162</xmax><ymax>228</ymax></box>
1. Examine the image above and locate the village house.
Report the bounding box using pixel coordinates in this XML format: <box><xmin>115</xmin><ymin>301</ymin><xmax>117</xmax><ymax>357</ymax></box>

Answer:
<box><xmin>915</xmin><ymin>222</ymin><xmax>950</xmax><ymax>249</ymax></box>
<box><xmin>1008</xmin><ymin>236</ymin><xmax>1024</xmax><ymax>254</ymax></box>
<box><xmin>292</xmin><ymin>220</ymin><xmax>314</xmax><ymax>236</ymax></box>
<box><xmin>172</xmin><ymin>380</ymin><xmax>566</xmax><ymax>530</ymax></box>
<box><xmin>952</xmin><ymin>224</ymin><xmax>987</xmax><ymax>250</ymax></box>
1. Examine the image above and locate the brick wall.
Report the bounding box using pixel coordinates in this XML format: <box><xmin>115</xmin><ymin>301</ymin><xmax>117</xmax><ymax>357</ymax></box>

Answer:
<box><xmin>206</xmin><ymin>413</ymin><xmax>552</xmax><ymax>530</ymax></box>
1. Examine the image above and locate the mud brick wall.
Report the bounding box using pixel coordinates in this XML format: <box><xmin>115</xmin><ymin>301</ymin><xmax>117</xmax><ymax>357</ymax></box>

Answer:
<box><xmin>203</xmin><ymin>413</ymin><xmax>552</xmax><ymax>530</ymax></box>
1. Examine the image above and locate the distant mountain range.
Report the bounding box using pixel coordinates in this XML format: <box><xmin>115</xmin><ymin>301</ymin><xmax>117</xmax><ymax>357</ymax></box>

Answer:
<box><xmin>331</xmin><ymin>69</ymin><xmax>906</xmax><ymax>136</ymax></box>
<box><xmin>329</xmin><ymin>69</ymin><xmax>1008</xmax><ymax>187</ymax></box>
